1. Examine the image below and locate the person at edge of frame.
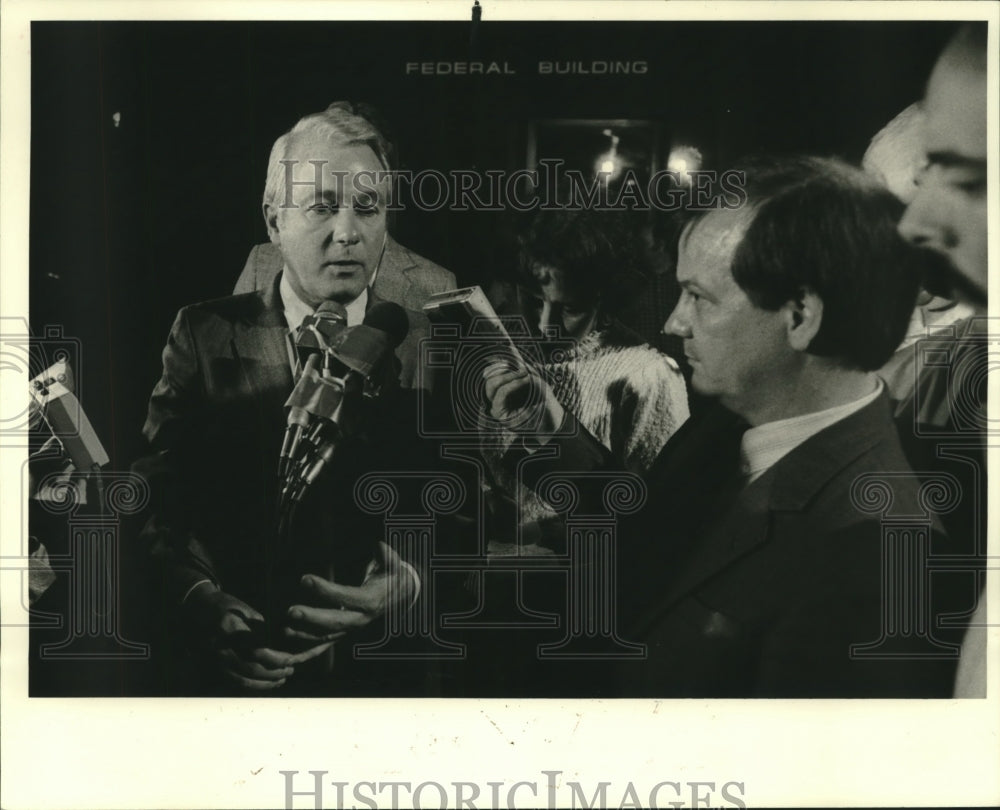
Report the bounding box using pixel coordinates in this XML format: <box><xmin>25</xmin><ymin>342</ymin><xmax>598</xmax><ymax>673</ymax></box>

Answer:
<box><xmin>893</xmin><ymin>23</ymin><xmax>990</xmax><ymax>699</ymax></box>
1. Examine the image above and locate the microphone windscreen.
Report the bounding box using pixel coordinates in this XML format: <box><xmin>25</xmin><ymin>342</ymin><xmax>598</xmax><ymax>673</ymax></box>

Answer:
<box><xmin>296</xmin><ymin>301</ymin><xmax>348</xmax><ymax>356</ymax></box>
<box><xmin>315</xmin><ymin>300</ymin><xmax>348</xmax><ymax>322</ymax></box>
<box><xmin>330</xmin><ymin>326</ymin><xmax>390</xmax><ymax>378</ymax></box>
<box><xmin>285</xmin><ymin>353</ymin><xmax>323</xmax><ymax>409</ymax></box>
<box><xmin>363</xmin><ymin>301</ymin><xmax>409</xmax><ymax>348</ymax></box>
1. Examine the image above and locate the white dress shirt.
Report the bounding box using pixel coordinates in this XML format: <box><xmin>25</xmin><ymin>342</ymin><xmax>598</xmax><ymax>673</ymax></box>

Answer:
<box><xmin>279</xmin><ymin>269</ymin><xmax>369</xmax><ymax>332</ymax></box>
<box><xmin>740</xmin><ymin>379</ymin><xmax>884</xmax><ymax>484</ymax></box>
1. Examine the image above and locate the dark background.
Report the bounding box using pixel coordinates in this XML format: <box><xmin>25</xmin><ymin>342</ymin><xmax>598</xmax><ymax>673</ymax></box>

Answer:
<box><xmin>29</xmin><ymin>18</ymin><xmax>955</xmax><ymax>477</ymax></box>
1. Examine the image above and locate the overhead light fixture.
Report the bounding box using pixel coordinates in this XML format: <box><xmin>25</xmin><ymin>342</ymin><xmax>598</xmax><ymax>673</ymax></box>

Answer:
<box><xmin>596</xmin><ymin>129</ymin><xmax>622</xmax><ymax>181</ymax></box>
<box><xmin>667</xmin><ymin>145</ymin><xmax>703</xmax><ymax>184</ymax></box>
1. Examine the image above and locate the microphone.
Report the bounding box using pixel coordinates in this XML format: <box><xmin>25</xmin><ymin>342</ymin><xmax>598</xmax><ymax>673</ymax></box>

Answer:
<box><xmin>295</xmin><ymin>300</ymin><xmax>347</xmax><ymax>369</ymax></box>
<box><xmin>280</xmin><ymin>370</ymin><xmax>365</xmax><ymax>506</ymax></box>
<box><xmin>277</xmin><ymin>301</ymin><xmax>348</xmax><ymax>479</ymax></box>
<box><xmin>278</xmin><ymin>302</ymin><xmax>410</xmax><ymax>508</ymax></box>
<box><xmin>327</xmin><ymin>301</ymin><xmax>409</xmax><ymax>379</ymax></box>
<box><xmin>278</xmin><ymin>353</ymin><xmax>322</xmax><ymax>479</ymax></box>
<box><xmin>29</xmin><ymin>360</ymin><xmax>109</xmax><ymax>471</ymax></box>
<box><xmin>362</xmin><ymin>301</ymin><xmax>409</xmax><ymax>348</ymax></box>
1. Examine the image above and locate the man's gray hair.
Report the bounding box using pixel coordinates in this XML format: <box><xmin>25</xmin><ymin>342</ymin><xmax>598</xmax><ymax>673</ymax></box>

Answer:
<box><xmin>263</xmin><ymin>101</ymin><xmax>393</xmax><ymax>208</ymax></box>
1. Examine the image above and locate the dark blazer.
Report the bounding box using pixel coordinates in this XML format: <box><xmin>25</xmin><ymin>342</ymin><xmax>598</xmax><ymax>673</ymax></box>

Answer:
<box><xmin>138</xmin><ymin>274</ymin><xmax>433</xmax><ymax>644</ymax></box>
<box><xmin>617</xmin><ymin>393</ymin><xmax>963</xmax><ymax>698</ymax></box>
<box><xmin>233</xmin><ymin>236</ymin><xmax>456</xmax><ymax>313</ymax></box>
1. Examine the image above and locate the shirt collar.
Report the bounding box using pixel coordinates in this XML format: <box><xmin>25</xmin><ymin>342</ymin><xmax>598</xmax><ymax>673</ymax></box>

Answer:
<box><xmin>344</xmin><ymin>287</ymin><xmax>369</xmax><ymax>327</ymax></box>
<box><xmin>279</xmin><ymin>271</ymin><xmax>314</xmax><ymax>333</ymax></box>
<box><xmin>740</xmin><ymin>378</ymin><xmax>884</xmax><ymax>483</ymax></box>
<box><xmin>279</xmin><ymin>269</ymin><xmax>369</xmax><ymax>331</ymax></box>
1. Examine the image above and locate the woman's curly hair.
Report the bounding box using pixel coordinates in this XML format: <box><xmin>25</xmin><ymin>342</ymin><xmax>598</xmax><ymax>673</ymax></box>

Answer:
<box><xmin>512</xmin><ymin>206</ymin><xmax>650</xmax><ymax>314</ymax></box>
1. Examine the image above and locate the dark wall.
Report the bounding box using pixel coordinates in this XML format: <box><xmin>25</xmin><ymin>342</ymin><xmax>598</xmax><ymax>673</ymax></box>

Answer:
<box><xmin>29</xmin><ymin>20</ymin><xmax>955</xmax><ymax>469</ymax></box>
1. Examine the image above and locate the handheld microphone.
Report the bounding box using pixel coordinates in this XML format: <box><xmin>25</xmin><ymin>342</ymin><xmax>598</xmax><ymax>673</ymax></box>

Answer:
<box><xmin>278</xmin><ymin>353</ymin><xmax>322</xmax><ymax>479</ymax></box>
<box><xmin>326</xmin><ymin>301</ymin><xmax>409</xmax><ymax>380</ymax></box>
<box><xmin>362</xmin><ymin>301</ymin><xmax>409</xmax><ymax>347</ymax></box>
<box><xmin>29</xmin><ymin>360</ymin><xmax>109</xmax><ymax>471</ymax></box>
<box><xmin>278</xmin><ymin>301</ymin><xmax>410</xmax><ymax>509</ymax></box>
<box><xmin>281</xmin><ymin>369</ymin><xmax>368</xmax><ymax>506</ymax></box>
<box><xmin>279</xmin><ymin>300</ymin><xmax>350</xmax><ymax>478</ymax></box>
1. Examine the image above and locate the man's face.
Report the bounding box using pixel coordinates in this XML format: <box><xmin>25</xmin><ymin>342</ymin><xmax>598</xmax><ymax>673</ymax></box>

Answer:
<box><xmin>265</xmin><ymin>131</ymin><xmax>388</xmax><ymax>307</ymax></box>
<box><xmin>899</xmin><ymin>43</ymin><xmax>987</xmax><ymax>305</ymax></box>
<box><xmin>664</xmin><ymin>210</ymin><xmax>793</xmax><ymax>419</ymax></box>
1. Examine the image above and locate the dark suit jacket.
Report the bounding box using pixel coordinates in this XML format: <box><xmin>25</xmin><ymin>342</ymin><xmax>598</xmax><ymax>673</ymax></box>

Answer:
<box><xmin>617</xmin><ymin>393</ymin><xmax>963</xmax><ymax>698</ymax></box>
<box><xmin>234</xmin><ymin>236</ymin><xmax>455</xmax><ymax>312</ymax></box>
<box><xmin>137</xmin><ymin>274</ymin><xmax>435</xmax><ymax>678</ymax></box>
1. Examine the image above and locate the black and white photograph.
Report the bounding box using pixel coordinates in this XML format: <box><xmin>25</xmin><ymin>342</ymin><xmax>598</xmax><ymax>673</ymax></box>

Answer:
<box><xmin>1</xmin><ymin>1</ymin><xmax>997</xmax><ymax>807</ymax></box>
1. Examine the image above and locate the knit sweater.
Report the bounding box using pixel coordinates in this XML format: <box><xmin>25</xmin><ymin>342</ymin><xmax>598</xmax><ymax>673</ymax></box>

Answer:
<box><xmin>481</xmin><ymin>323</ymin><xmax>689</xmax><ymax>539</ymax></box>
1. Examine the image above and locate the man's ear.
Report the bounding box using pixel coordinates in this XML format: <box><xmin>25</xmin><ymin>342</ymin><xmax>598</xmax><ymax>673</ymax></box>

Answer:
<box><xmin>783</xmin><ymin>288</ymin><xmax>823</xmax><ymax>352</ymax></box>
<box><xmin>263</xmin><ymin>202</ymin><xmax>281</xmax><ymax>246</ymax></box>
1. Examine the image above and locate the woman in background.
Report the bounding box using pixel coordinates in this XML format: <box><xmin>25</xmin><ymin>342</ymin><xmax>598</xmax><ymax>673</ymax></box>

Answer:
<box><xmin>479</xmin><ymin>206</ymin><xmax>689</xmax><ymax>554</ymax></box>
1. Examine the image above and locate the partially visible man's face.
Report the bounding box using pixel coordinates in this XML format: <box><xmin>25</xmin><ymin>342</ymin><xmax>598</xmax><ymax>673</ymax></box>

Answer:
<box><xmin>266</xmin><ymin>130</ymin><xmax>388</xmax><ymax>307</ymax></box>
<box><xmin>664</xmin><ymin>209</ymin><xmax>792</xmax><ymax>419</ymax></box>
<box><xmin>899</xmin><ymin>37</ymin><xmax>987</xmax><ymax>305</ymax></box>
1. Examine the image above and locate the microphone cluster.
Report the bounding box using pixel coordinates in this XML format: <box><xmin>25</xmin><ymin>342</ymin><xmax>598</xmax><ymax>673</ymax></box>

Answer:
<box><xmin>277</xmin><ymin>300</ymin><xmax>409</xmax><ymax>515</ymax></box>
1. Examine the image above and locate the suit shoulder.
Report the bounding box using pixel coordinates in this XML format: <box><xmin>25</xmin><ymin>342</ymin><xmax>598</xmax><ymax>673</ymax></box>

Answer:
<box><xmin>803</xmin><ymin>420</ymin><xmax>924</xmax><ymax>531</ymax></box>
<box><xmin>233</xmin><ymin>243</ymin><xmax>276</xmax><ymax>295</ymax></box>
<box><xmin>411</xmin><ymin>253</ymin><xmax>455</xmax><ymax>287</ymax></box>
<box><xmin>390</xmin><ymin>239</ymin><xmax>456</xmax><ymax>289</ymax></box>
<box><xmin>839</xmin><ymin>425</ymin><xmax>924</xmax><ymax>503</ymax></box>
<box><xmin>765</xmin><ymin>397</ymin><xmax>920</xmax><ymax>522</ymax></box>
<box><xmin>176</xmin><ymin>291</ymin><xmax>266</xmax><ymax>331</ymax></box>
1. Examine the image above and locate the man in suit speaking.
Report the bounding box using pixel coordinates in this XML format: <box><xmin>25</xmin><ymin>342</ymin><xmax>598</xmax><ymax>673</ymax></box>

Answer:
<box><xmin>138</xmin><ymin>103</ymin><xmax>453</xmax><ymax>694</ymax></box>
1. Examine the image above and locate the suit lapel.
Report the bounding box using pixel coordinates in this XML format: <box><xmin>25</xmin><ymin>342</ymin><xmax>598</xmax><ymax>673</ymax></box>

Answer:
<box><xmin>231</xmin><ymin>275</ymin><xmax>294</xmax><ymax>410</ymax></box>
<box><xmin>658</xmin><ymin>473</ymin><xmax>774</xmax><ymax>606</ymax></box>
<box><xmin>652</xmin><ymin>393</ymin><xmax>894</xmax><ymax>611</ymax></box>
<box><xmin>644</xmin><ymin>403</ymin><xmax>748</xmax><ymax>534</ymax></box>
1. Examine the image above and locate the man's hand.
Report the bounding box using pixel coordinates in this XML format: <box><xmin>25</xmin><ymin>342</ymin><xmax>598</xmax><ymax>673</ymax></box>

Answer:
<box><xmin>284</xmin><ymin>541</ymin><xmax>417</xmax><ymax>643</ymax></box>
<box><xmin>483</xmin><ymin>360</ymin><xmax>564</xmax><ymax>438</ymax></box>
<box><xmin>184</xmin><ymin>587</ymin><xmax>328</xmax><ymax>691</ymax></box>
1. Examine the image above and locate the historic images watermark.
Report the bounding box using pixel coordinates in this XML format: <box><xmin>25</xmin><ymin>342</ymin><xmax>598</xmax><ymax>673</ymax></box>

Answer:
<box><xmin>280</xmin><ymin>769</ymin><xmax>747</xmax><ymax>809</ymax></box>
<box><xmin>846</xmin><ymin>316</ymin><xmax>997</xmax><ymax>661</ymax></box>
<box><xmin>276</xmin><ymin>159</ymin><xmax>748</xmax><ymax>214</ymax></box>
